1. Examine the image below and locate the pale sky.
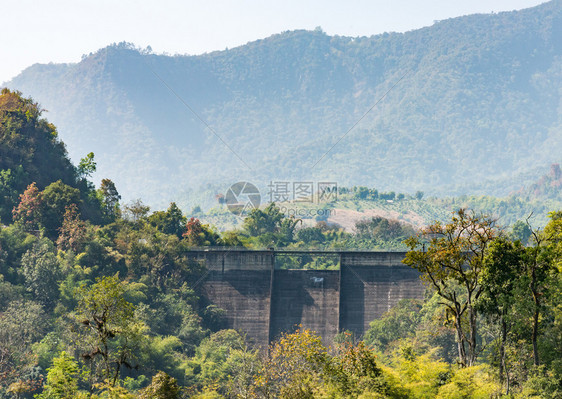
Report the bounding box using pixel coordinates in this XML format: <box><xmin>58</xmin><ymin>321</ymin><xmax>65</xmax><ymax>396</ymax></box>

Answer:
<box><xmin>0</xmin><ymin>0</ymin><xmax>548</xmax><ymax>84</ymax></box>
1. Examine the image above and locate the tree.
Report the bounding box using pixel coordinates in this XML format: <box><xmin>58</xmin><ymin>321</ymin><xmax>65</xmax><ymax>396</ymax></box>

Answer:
<box><xmin>243</xmin><ymin>203</ymin><xmax>285</xmax><ymax>237</ymax></box>
<box><xmin>98</xmin><ymin>179</ymin><xmax>121</xmax><ymax>222</ymax></box>
<box><xmin>0</xmin><ymin>300</ymin><xmax>46</xmax><ymax>388</ymax></box>
<box><xmin>0</xmin><ymin>89</ymin><xmax>77</xmax><ymax>191</ymax></box>
<box><xmin>183</xmin><ymin>217</ymin><xmax>219</xmax><ymax>247</ymax></box>
<box><xmin>354</xmin><ymin>187</ymin><xmax>370</xmax><ymax>200</ymax></box>
<box><xmin>77</xmin><ymin>152</ymin><xmax>96</xmax><ymax>180</ymax></box>
<box><xmin>404</xmin><ymin>209</ymin><xmax>499</xmax><ymax>367</ymax></box>
<box><xmin>56</xmin><ymin>204</ymin><xmax>89</xmax><ymax>252</ymax></box>
<box><xmin>41</xmin><ymin>180</ymin><xmax>81</xmax><ymax>236</ymax></box>
<box><xmin>12</xmin><ymin>182</ymin><xmax>43</xmax><ymax>231</ymax></box>
<box><xmin>188</xmin><ymin>330</ymin><xmax>253</xmax><ymax>394</ymax></box>
<box><xmin>148</xmin><ymin>202</ymin><xmax>186</xmax><ymax>238</ymax></box>
<box><xmin>21</xmin><ymin>238</ymin><xmax>61</xmax><ymax>308</ymax></box>
<box><xmin>296</xmin><ymin>227</ymin><xmax>325</xmax><ymax>245</ymax></box>
<box><xmin>138</xmin><ymin>372</ymin><xmax>180</xmax><ymax>399</ymax></box>
<box><xmin>511</xmin><ymin>220</ymin><xmax>532</xmax><ymax>244</ymax></box>
<box><xmin>355</xmin><ymin>217</ymin><xmax>415</xmax><ymax>243</ymax></box>
<box><xmin>523</xmin><ymin>226</ymin><xmax>555</xmax><ymax>366</ymax></box>
<box><xmin>122</xmin><ymin>199</ymin><xmax>150</xmax><ymax>226</ymax></box>
<box><xmin>257</xmin><ymin>328</ymin><xmax>329</xmax><ymax>398</ymax></box>
<box><xmin>243</xmin><ymin>203</ymin><xmax>299</xmax><ymax>246</ymax></box>
<box><xmin>35</xmin><ymin>351</ymin><xmax>82</xmax><ymax>399</ymax></box>
<box><xmin>478</xmin><ymin>238</ymin><xmax>525</xmax><ymax>393</ymax></box>
<box><xmin>0</xmin><ymin>166</ymin><xmax>25</xmax><ymax>224</ymax></box>
<box><xmin>364</xmin><ymin>299</ymin><xmax>423</xmax><ymax>352</ymax></box>
<box><xmin>74</xmin><ymin>275</ymin><xmax>145</xmax><ymax>387</ymax></box>
<box><xmin>329</xmin><ymin>340</ymin><xmax>387</xmax><ymax>397</ymax></box>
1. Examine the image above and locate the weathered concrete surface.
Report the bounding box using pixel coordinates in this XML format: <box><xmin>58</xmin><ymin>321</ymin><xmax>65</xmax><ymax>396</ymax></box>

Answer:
<box><xmin>193</xmin><ymin>251</ymin><xmax>274</xmax><ymax>347</ymax></box>
<box><xmin>339</xmin><ymin>252</ymin><xmax>424</xmax><ymax>337</ymax></box>
<box><xmin>188</xmin><ymin>250</ymin><xmax>425</xmax><ymax>347</ymax></box>
<box><xmin>200</xmin><ymin>270</ymin><xmax>273</xmax><ymax>346</ymax></box>
<box><xmin>270</xmin><ymin>269</ymin><xmax>340</xmax><ymax>344</ymax></box>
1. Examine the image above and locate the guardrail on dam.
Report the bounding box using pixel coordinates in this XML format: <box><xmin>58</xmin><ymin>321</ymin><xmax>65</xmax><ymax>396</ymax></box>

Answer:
<box><xmin>186</xmin><ymin>250</ymin><xmax>425</xmax><ymax>347</ymax></box>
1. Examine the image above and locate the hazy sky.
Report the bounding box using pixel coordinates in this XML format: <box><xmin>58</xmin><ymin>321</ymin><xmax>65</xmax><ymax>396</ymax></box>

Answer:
<box><xmin>1</xmin><ymin>0</ymin><xmax>547</xmax><ymax>83</ymax></box>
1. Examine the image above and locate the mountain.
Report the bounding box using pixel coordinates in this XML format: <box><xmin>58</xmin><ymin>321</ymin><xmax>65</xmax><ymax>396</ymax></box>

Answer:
<box><xmin>4</xmin><ymin>1</ymin><xmax>562</xmax><ymax>210</ymax></box>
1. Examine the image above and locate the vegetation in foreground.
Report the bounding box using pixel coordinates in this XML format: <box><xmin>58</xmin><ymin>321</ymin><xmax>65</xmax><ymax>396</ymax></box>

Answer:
<box><xmin>3</xmin><ymin>90</ymin><xmax>562</xmax><ymax>398</ymax></box>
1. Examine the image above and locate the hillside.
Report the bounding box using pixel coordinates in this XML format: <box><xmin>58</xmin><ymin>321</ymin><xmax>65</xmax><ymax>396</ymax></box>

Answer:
<box><xmin>0</xmin><ymin>89</ymin><xmax>106</xmax><ymax>226</ymax></box>
<box><xmin>4</xmin><ymin>1</ymin><xmax>562</xmax><ymax>209</ymax></box>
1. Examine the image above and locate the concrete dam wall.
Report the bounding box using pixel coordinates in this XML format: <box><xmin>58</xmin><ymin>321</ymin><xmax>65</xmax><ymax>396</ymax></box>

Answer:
<box><xmin>188</xmin><ymin>250</ymin><xmax>425</xmax><ymax>347</ymax></box>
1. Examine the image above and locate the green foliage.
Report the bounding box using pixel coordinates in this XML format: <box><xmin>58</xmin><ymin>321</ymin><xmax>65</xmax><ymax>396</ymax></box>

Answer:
<box><xmin>242</xmin><ymin>203</ymin><xmax>300</xmax><ymax>247</ymax></box>
<box><xmin>365</xmin><ymin>299</ymin><xmax>423</xmax><ymax>352</ymax></box>
<box><xmin>435</xmin><ymin>365</ymin><xmax>498</xmax><ymax>399</ymax></box>
<box><xmin>41</xmin><ymin>180</ymin><xmax>81</xmax><ymax>236</ymax></box>
<box><xmin>186</xmin><ymin>330</ymin><xmax>253</xmax><ymax>393</ymax></box>
<box><xmin>511</xmin><ymin>220</ymin><xmax>532</xmax><ymax>244</ymax></box>
<box><xmin>328</xmin><ymin>341</ymin><xmax>388</xmax><ymax>397</ymax></box>
<box><xmin>138</xmin><ymin>371</ymin><xmax>180</xmax><ymax>399</ymax></box>
<box><xmin>296</xmin><ymin>227</ymin><xmax>325</xmax><ymax>245</ymax></box>
<box><xmin>0</xmin><ymin>166</ymin><xmax>25</xmax><ymax>224</ymax></box>
<box><xmin>74</xmin><ymin>275</ymin><xmax>144</xmax><ymax>386</ymax></box>
<box><xmin>35</xmin><ymin>351</ymin><xmax>82</xmax><ymax>399</ymax></box>
<box><xmin>148</xmin><ymin>202</ymin><xmax>186</xmax><ymax>239</ymax></box>
<box><xmin>386</xmin><ymin>347</ymin><xmax>451</xmax><ymax>399</ymax></box>
<box><xmin>354</xmin><ymin>217</ymin><xmax>416</xmax><ymax>247</ymax></box>
<box><xmin>404</xmin><ymin>209</ymin><xmax>499</xmax><ymax>367</ymax></box>
<box><xmin>0</xmin><ymin>299</ymin><xmax>47</xmax><ymax>388</ymax></box>
<box><xmin>21</xmin><ymin>237</ymin><xmax>60</xmax><ymax>308</ymax></box>
<box><xmin>0</xmin><ymin>89</ymin><xmax>76</xmax><ymax>191</ymax></box>
<box><xmin>183</xmin><ymin>217</ymin><xmax>219</xmax><ymax>247</ymax></box>
<box><xmin>257</xmin><ymin>328</ymin><xmax>329</xmax><ymax>398</ymax></box>
<box><xmin>98</xmin><ymin>179</ymin><xmax>121</xmax><ymax>223</ymax></box>
<box><xmin>77</xmin><ymin>152</ymin><xmax>96</xmax><ymax>180</ymax></box>
<box><xmin>0</xmin><ymin>89</ymin><xmax>107</xmax><ymax>229</ymax></box>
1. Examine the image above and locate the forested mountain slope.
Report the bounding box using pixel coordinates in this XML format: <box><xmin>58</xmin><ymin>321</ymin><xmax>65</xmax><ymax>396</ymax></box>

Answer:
<box><xmin>4</xmin><ymin>1</ymin><xmax>562</xmax><ymax>208</ymax></box>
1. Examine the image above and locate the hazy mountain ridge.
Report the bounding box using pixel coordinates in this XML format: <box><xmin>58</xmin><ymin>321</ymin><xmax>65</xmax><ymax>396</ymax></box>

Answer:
<box><xmin>4</xmin><ymin>0</ymin><xmax>562</xmax><ymax>209</ymax></box>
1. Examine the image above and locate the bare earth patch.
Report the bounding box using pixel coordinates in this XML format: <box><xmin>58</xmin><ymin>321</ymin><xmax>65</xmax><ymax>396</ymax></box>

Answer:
<box><xmin>328</xmin><ymin>208</ymin><xmax>427</xmax><ymax>232</ymax></box>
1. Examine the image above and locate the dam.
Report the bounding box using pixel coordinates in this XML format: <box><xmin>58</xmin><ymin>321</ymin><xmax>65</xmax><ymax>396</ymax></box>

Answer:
<box><xmin>186</xmin><ymin>249</ymin><xmax>425</xmax><ymax>346</ymax></box>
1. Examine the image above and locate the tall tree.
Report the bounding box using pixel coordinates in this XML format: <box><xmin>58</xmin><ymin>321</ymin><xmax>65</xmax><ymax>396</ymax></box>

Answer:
<box><xmin>77</xmin><ymin>152</ymin><xmax>96</xmax><ymax>180</ymax></box>
<box><xmin>523</xmin><ymin>225</ymin><xmax>555</xmax><ymax>366</ymax></box>
<box><xmin>74</xmin><ymin>275</ymin><xmax>145</xmax><ymax>387</ymax></box>
<box><xmin>98</xmin><ymin>178</ymin><xmax>121</xmax><ymax>222</ymax></box>
<box><xmin>404</xmin><ymin>209</ymin><xmax>499</xmax><ymax>367</ymax></box>
<box><xmin>479</xmin><ymin>238</ymin><xmax>525</xmax><ymax>393</ymax></box>
<box><xmin>56</xmin><ymin>204</ymin><xmax>89</xmax><ymax>253</ymax></box>
<box><xmin>12</xmin><ymin>182</ymin><xmax>43</xmax><ymax>231</ymax></box>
